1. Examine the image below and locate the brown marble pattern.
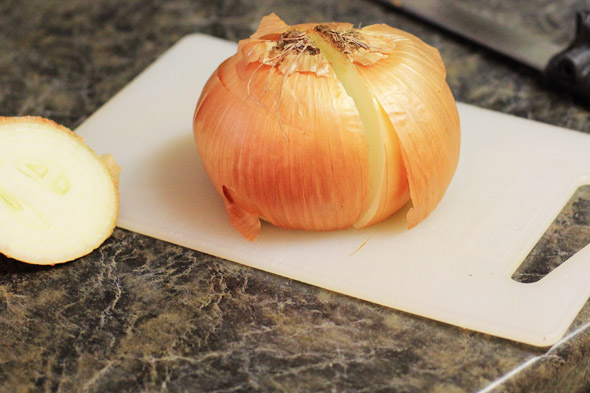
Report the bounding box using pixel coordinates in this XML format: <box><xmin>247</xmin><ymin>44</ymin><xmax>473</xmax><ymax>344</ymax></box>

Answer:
<box><xmin>514</xmin><ymin>186</ymin><xmax>590</xmax><ymax>283</ymax></box>
<box><xmin>1</xmin><ymin>0</ymin><xmax>590</xmax><ymax>392</ymax></box>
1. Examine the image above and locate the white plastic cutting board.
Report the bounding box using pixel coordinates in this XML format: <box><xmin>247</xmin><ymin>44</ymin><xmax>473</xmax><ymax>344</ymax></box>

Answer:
<box><xmin>76</xmin><ymin>34</ymin><xmax>590</xmax><ymax>347</ymax></box>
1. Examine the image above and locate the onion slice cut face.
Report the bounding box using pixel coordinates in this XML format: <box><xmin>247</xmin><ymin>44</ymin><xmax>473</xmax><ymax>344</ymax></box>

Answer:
<box><xmin>0</xmin><ymin>117</ymin><xmax>119</xmax><ymax>265</ymax></box>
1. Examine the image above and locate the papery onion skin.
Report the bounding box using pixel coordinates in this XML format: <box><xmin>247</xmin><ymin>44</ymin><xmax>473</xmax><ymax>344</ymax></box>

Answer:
<box><xmin>355</xmin><ymin>24</ymin><xmax>461</xmax><ymax>227</ymax></box>
<box><xmin>193</xmin><ymin>13</ymin><xmax>460</xmax><ymax>240</ymax></box>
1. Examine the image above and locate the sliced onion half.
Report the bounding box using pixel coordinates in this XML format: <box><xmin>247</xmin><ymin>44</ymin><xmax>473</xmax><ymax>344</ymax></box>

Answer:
<box><xmin>0</xmin><ymin>117</ymin><xmax>120</xmax><ymax>265</ymax></box>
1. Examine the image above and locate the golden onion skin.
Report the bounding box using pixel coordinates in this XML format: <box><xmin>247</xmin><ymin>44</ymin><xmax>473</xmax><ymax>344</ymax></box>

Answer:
<box><xmin>193</xmin><ymin>14</ymin><xmax>460</xmax><ymax>240</ymax></box>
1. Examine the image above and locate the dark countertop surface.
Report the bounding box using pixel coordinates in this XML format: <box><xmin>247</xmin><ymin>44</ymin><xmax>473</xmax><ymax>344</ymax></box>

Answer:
<box><xmin>2</xmin><ymin>1</ymin><xmax>590</xmax><ymax>392</ymax></box>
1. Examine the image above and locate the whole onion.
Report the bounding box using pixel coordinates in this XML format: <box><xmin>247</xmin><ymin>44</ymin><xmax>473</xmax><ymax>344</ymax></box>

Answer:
<box><xmin>193</xmin><ymin>14</ymin><xmax>460</xmax><ymax>240</ymax></box>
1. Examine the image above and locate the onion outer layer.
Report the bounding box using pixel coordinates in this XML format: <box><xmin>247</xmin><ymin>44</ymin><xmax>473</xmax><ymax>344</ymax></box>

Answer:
<box><xmin>193</xmin><ymin>13</ymin><xmax>460</xmax><ymax>240</ymax></box>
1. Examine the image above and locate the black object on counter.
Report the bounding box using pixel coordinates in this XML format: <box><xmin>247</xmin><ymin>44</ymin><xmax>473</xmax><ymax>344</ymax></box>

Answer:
<box><xmin>381</xmin><ymin>0</ymin><xmax>590</xmax><ymax>102</ymax></box>
<box><xmin>545</xmin><ymin>11</ymin><xmax>590</xmax><ymax>102</ymax></box>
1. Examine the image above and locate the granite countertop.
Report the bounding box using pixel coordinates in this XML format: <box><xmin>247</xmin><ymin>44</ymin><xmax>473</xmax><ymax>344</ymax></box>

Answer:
<box><xmin>2</xmin><ymin>0</ymin><xmax>590</xmax><ymax>392</ymax></box>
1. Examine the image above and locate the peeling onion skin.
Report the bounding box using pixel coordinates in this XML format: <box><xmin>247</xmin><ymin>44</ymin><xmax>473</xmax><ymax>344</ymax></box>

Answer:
<box><xmin>355</xmin><ymin>24</ymin><xmax>461</xmax><ymax>227</ymax></box>
<box><xmin>194</xmin><ymin>26</ymin><xmax>370</xmax><ymax>240</ymax></box>
<box><xmin>0</xmin><ymin>116</ymin><xmax>120</xmax><ymax>265</ymax></box>
<box><xmin>193</xmin><ymin>13</ymin><xmax>460</xmax><ymax>240</ymax></box>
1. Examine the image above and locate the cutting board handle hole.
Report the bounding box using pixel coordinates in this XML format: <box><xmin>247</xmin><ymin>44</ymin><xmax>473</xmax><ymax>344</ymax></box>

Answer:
<box><xmin>512</xmin><ymin>185</ymin><xmax>590</xmax><ymax>283</ymax></box>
